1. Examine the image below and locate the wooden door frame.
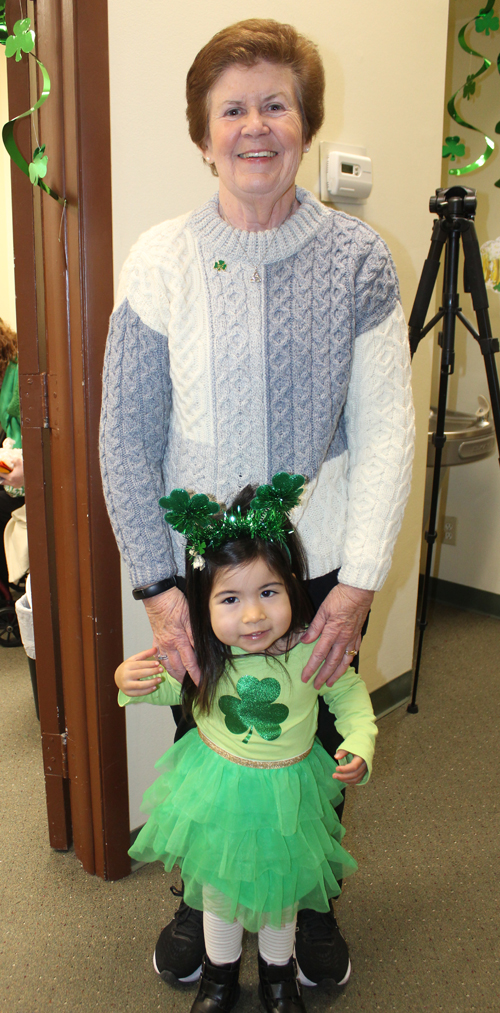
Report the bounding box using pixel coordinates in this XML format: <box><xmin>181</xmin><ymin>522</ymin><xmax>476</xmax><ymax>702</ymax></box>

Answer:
<box><xmin>6</xmin><ymin>0</ymin><xmax>130</xmax><ymax>879</ymax></box>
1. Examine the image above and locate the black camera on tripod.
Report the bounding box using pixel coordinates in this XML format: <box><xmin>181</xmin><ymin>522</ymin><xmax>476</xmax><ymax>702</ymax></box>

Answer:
<box><xmin>429</xmin><ymin>185</ymin><xmax>477</xmax><ymax>219</ymax></box>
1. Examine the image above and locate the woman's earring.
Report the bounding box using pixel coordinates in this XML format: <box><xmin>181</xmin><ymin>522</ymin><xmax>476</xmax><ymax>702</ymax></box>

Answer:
<box><xmin>304</xmin><ymin>146</ymin><xmax>310</xmax><ymax>153</ymax></box>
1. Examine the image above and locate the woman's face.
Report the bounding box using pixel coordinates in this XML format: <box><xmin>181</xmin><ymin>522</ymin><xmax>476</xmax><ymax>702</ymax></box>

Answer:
<box><xmin>201</xmin><ymin>61</ymin><xmax>306</xmax><ymax>206</ymax></box>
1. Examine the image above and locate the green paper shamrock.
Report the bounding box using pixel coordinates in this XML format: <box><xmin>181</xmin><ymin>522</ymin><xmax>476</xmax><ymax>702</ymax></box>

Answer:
<box><xmin>475</xmin><ymin>9</ymin><xmax>499</xmax><ymax>36</ymax></box>
<box><xmin>251</xmin><ymin>472</ymin><xmax>305</xmax><ymax>514</ymax></box>
<box><xmin>219</xmin><ymin>676</ymin><xmax>289</xmax><ymax>743</ymax></box>
<box><xmin>29</xmin><ymin>146</ymin><xmax>48</xmax><ymax>185</ymax></box>
<box><xmin>5</xmin><ymin>18</ymin><xmax>35</xmax><ymax>61</ymax></box>
<box><xmin>214</xmin><ymin>260</ymin><xmax>227</xmax><ymax>272</ymax></box>
<box><xmin>463</xmin><ymin>75</ymin><xmax>476</xmax><ymax>101</ymax></box>
<box><xmin>442</xmin><ymin>136</ymin><xmax>465</xmax><ymax>161</ymax></box>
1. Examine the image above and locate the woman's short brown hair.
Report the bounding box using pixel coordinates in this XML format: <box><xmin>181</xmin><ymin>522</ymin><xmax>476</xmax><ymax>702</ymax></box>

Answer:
<box><xmin>186</xmin><ymin>19</ymin><xmax>325</xmax><ymax>173</ymax></box>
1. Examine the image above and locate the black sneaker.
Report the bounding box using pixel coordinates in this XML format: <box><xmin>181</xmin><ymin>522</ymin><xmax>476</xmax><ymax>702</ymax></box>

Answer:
<box><xmin>258</xmin><ymin>953</ymin><xmax>306</xmax><ymax>1012</ymax></box>
<box><xmin>189</xmin><ymin>954</ymin><xmax>241</xmax><ymax>1012</ymax></box>
<box><xmin>294</xmin><ymin>906</ymin><xmax>350</xmax><ymax>987</ymax></box>
<box><xmin>153</xmin><ymin>889</ymin><xmax>205</xmax><ymax>985</ymax></box>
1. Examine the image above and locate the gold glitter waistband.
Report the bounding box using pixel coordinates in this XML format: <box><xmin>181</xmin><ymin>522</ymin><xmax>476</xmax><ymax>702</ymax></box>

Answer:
<box><xmin>198</xmin><ymin>727</ymin><xmax>312</xmax><ymax>768</ymax></box>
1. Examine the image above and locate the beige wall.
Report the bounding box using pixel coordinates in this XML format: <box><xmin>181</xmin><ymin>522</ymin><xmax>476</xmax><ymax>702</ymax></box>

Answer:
<box><xmin>0</xmin><ymin>54</ymin><xmax>16</xmax><ymax>330</ymax></box>
<box><xmin>428</xmin><ymin>0</ymin><xmax>500</xmax><ymax>595</ymax></box>
<box><xmin>107</xmin><ymin>0</ymin><xmax>450</xmax><ymax>825</ymax></box>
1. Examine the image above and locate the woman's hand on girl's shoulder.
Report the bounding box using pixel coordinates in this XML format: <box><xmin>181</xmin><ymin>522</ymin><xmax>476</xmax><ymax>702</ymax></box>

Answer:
<box><xmin>114</xmin><ymin>647</ymin><xmax>166</xmax><ymax>696</ymax></box>
<box><xmin>332</xmin><ymin>749</ymin><xmax>367</xmax><ymax>785</ymax></box>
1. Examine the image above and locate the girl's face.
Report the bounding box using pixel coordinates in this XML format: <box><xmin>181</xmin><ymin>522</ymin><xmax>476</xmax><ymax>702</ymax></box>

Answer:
<box><xmin>209</xmin><ymin>556</ymin><xmax>292</xmax><ymax>653</ymax></box>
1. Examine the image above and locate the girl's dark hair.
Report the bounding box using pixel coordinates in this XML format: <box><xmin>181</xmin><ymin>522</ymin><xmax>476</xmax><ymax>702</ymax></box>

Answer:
<box><xmin>183</xmin><ymin>485</ymin><xmax>313</xmax><ymax>715</ymax></box>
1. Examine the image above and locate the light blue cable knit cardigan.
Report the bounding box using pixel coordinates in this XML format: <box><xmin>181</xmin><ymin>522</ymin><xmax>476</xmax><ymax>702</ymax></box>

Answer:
<box><xmin>100</xmin><ymin>188</ymin><xmax>414</xmax><ymax>590</ymax></box>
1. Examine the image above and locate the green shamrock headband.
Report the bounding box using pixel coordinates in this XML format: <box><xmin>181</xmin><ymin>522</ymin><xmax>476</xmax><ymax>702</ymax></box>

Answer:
<box><xmin>159</xmin><ymin>472</ymin><xmax>305</xmax><ymax>570</ymax></box>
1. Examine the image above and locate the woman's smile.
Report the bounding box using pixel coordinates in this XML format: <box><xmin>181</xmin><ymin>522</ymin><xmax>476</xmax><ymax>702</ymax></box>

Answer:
<box><xmin>238</xmin><ymin>150</ymin><xmax>277</xmax><ymax>159</ymax></box>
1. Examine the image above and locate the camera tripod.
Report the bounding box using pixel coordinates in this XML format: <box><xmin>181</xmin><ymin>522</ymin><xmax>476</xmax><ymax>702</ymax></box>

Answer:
<box><xmin>408</xmin><ymin>186</ymin><xmax>500</xmax><ymax>713</ymax></box>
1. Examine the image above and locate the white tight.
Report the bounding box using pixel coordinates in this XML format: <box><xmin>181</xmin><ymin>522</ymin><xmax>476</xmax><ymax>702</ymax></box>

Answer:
<box><xmin>203</xmin><ymin>911</ymin><xmax>244</xmax><ymax>965</ymax></box>
<box><xmin>203</xmin><ymin>910</ymin><xmax>297</xmax><ymax>967</ymax></box>
<box><xmin>257</xmin><ymin>920</ymin><xmax>297</xmax><ymax>966</ymax></box>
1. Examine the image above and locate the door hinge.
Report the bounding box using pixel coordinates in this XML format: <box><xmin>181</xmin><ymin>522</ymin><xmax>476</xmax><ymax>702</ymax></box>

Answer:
<box><xmin>19</xmin><ymin>372</ymin><xmax>51</xmax><ymax>429</ymax></box>
<box><xmin>42</xmin><ymin>731</ymin><xmax>69</xmax><ymax>779</ymax></box>
<box><xmin>41</xmin><ymin>371</ymin><xmax>50</xmax><ymax>428</ymax></box>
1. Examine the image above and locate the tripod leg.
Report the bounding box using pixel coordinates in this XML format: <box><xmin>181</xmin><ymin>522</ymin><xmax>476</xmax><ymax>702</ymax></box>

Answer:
<box><xmin>408</xmin><ymin>229</ymin><xmax>461</xmax><ymax>713</ymax></box>
<box><xmin>409</xmin><ymin>372</ymin><xmax>449</xmax><ymax>712</ymax></box>
<box><xmin>461</xmin><ymin>222</ymin><xmax>500</xmax><ymax>462</ymax></box>
<box><xmin>408</xmin><ymin>219</ymin><xmax>447</xmax><ymax>357</ymax></box>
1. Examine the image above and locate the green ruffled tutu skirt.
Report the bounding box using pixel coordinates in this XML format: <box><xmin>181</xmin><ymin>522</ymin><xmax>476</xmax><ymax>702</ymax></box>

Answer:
<box><xmin>129</xmin><ymin>728</ymin><xmax>357</xmax><ymax>931</ymax></box>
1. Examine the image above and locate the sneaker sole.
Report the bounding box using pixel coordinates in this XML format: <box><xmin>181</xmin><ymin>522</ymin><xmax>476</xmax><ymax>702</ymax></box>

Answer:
<box><xmin>296</xmin><ymin>957</ymin><xmax>351</xmax><ymax>988</ymax></box>
<box><xmin>153</xmin><ymin>949</ymin><xmax>202</xmax><ymax>985</ymax></box>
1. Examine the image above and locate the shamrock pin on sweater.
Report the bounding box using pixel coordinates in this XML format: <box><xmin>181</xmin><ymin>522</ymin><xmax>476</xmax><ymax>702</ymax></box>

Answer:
<box><xmin>219</xmin><ymin>676</ymin><xmax>289</xmax><ymax>743</ymax></box>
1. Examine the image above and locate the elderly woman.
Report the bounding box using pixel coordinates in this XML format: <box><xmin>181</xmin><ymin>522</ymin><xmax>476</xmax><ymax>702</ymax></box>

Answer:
<box><xmin>100</xmin><ymin>17</ymin><xmax>414</xmax><ymax>1012</ymax></box>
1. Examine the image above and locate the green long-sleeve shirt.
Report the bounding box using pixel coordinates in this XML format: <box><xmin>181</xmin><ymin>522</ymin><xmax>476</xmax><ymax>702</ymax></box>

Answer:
<box><xmin>0</xmin><ymin>361</ymin><xmax>21</xmax><ymax>448</ymax></box>
<box><xmin>119</xmin><ymin>640</ymin><xmax>377</xmax><ymax>782</ymax></box>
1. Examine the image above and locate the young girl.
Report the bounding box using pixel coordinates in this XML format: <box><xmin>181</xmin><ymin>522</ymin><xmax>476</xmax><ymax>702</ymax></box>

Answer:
<box><xmin>115</xmin><ymin>475</ymin><xmax>377</xmax><ymax>1013</ymax></box>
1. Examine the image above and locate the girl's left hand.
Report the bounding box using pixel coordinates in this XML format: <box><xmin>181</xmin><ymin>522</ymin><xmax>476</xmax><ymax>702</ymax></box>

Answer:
<box><xmin>332</xmin><ymin>749</ymin><xmax>367</xmax><ymax>785</ymax></box>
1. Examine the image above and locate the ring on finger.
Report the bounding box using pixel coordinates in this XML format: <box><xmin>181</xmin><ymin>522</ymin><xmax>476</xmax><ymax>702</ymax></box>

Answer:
<box><xmin>157</xmin><ymin>654</ymin><xmax>168</xmax><ymax>661</ymax></box>
<box><xmin>344</xmin><ymin>649</ymin><xmax>357</xmax><ymax>656</ymax></box>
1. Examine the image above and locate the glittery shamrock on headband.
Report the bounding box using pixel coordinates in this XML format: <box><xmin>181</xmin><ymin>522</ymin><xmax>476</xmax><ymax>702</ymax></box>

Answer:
<box><xmin>251</xmin><ymin>472</ymin><xmax>305</xmax><ymax>514</ymax></box>
<box><xmin>159</xmin><ymin>472</ymin><xmax>305</xmax><ymax>569</ymax></box>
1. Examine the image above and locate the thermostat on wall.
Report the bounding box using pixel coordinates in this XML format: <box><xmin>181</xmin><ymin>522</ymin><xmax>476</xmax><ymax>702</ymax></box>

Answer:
<box><xmin>320</xmin><ymin>142</ymin><xmax>372</xmax><ymax>204</ymax></box>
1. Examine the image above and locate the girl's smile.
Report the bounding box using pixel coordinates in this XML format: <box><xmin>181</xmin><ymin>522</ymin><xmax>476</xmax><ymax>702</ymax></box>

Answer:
<box><xmin>209</xmin><ymin>557</ymin><xmax>292</xmax><ymax>652</ymax></box>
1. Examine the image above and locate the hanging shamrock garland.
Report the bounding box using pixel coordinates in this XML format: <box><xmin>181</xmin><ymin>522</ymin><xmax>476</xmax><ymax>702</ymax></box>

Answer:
<box><xmin>0</xmin><ymin>6</ymin><xmax>65</xmax><ymax>205</ymax></box>
<box><xmin>442</xmin><ymin>0</ymin><xmax>500</xmax><ymax>186</ymax></box>
<box><xmin>0</xmin><ymin>2</ymin><xmax>7</xmax><ymax>46</ymax></box>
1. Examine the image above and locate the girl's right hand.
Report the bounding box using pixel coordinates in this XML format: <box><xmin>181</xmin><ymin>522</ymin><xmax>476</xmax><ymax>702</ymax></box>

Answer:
<box><xmin>114</xmin><ymin>647</ymin><xmax>165</xmax><ymax>696</ymax></box>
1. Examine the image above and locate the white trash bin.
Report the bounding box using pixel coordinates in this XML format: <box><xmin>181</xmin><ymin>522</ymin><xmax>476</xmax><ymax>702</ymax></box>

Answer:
<box><xmin>14</xmin><ymin>576</ymin><xmax>38</xmax><ymax>719</ymax></box>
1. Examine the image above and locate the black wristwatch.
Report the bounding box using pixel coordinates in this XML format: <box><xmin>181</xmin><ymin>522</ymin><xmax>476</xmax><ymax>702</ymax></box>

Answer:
<box><xmin>132</xmin><ymin>576</ymin><xmax>181</xmax><ymax>600</ymax></box>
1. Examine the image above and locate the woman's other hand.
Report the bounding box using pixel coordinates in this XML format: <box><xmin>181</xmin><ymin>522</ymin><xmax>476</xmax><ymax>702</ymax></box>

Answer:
<box><xmin>0</xmin><ymin>454</ymin><xmax>24</xmax><ymax>487</ymax></box>
<box><xmin>332</xmin><ymin>749</ymin><xmax>367</xmax><ymax>785</ymax></box>
<box><xmin>144</xmin><ymin>586</ymin><xmax>201</xmax><ymax>686</ymax></box>
<box><xmin>115</xmin><ymin>647</ymin><xmax>164</xmax><ymax>696</ymax></box>
<box><xmin>5</xmin><ymin>456</ymin><xmax>24</xmax><ymax>487</ymax></box>
<box><xmin>301</xmin><ymin>583</ymin><xmax>374</xmax><ymax>689</ymax></box>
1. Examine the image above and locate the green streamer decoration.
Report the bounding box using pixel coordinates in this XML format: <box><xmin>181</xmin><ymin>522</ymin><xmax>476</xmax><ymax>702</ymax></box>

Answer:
<box><xmin>496</xmin><ymin>59</ymin><xmax>500</xmax><ymax>187</ymax></box>
<box><xmin>0</xmin><ymin>11</ymin><xmax>65</xmax><ymax>206</ymax></box>
<box><xmin>445</xmin><ymin>0</ymin><xmax>498</xmax><ymax>179</ymax></box>
<box><xmin>0</xmin><ymin>3</ymin><xmax>8</xmax><ymax>46</ymax></box>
